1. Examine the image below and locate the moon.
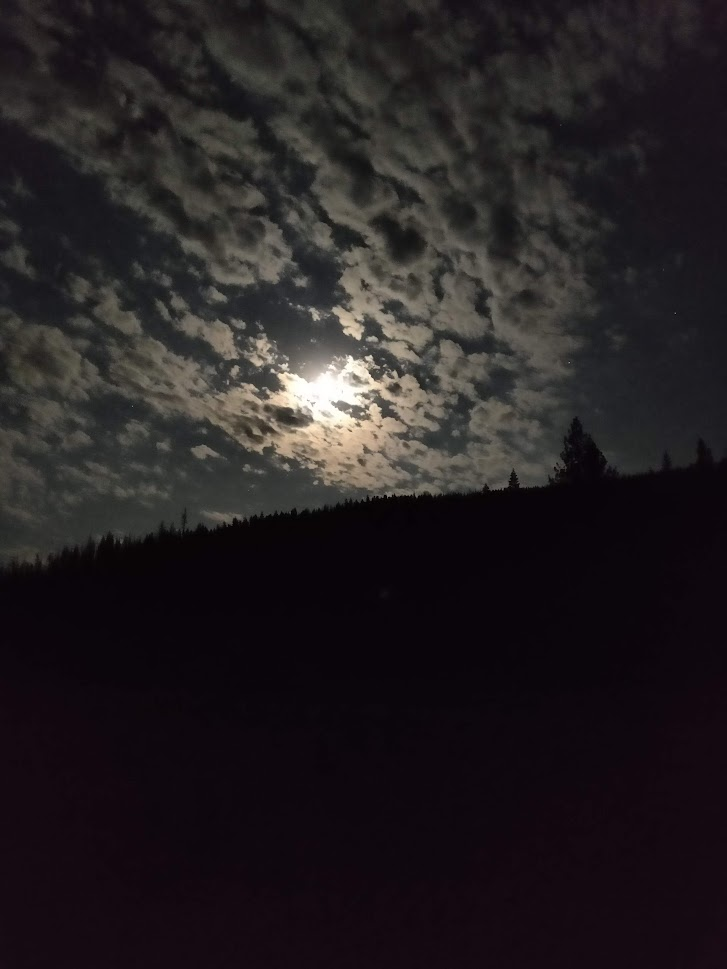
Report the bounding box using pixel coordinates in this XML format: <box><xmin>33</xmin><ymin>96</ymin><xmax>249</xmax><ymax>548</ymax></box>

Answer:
<box><xmin>301</xmin><ymin>370</ymin><xmax>361</xmax><ymax>414</ymax></box>
<box><xmin>306</xmin><ymin>372</ymin><xmax>342</xmax><ymax>409</ymax></box>
<box><xmin>285</xmin><ymin>361</ymin><xmax>365</xmax><ymax>420</ymax></box>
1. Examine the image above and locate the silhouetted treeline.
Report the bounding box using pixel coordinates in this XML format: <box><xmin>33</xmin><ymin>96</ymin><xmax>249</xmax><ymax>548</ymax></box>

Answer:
<box><xmin>3</xmin><ymin>416</ymin><xmax>722</xmax><ymax>587</ymax></box>
<box><xmin>2</xmin><ymin>420</ymin><xmax>724</xmax><ymax>586</ymax></box>
<box><xmin>1</xmin><ymin>458</ymin><xmax>726</xmax><ymax>694</ymax></box>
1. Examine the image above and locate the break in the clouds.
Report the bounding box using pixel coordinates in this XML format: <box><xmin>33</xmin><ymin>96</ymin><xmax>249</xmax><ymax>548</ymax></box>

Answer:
<box><xmin>1</xmin><ymin>0</ymin><xmax>725</xmax><ymax>559</ymax></box>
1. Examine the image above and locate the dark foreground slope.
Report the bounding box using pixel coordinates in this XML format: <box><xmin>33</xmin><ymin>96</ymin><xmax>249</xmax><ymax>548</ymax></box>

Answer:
<box><xmin>2</xmin><ymin>468</ymin><xmax>725</xmax><ymax>692</ymax></box>
<box><xmin>1</xmin><ymin>472</ymin><xmax>727</xmax><ymax>969</ymax></box>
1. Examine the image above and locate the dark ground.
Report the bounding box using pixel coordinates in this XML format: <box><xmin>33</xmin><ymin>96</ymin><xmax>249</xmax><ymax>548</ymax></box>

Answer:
<box><xmin>1</xmin><ymin>471</ymin><xmax>726</xmax><ymax>967</ymax></box>
<box><xmin>1</xmin><ymin>675</ymin><xmax>726</xmax><ymax>968</ymax></box>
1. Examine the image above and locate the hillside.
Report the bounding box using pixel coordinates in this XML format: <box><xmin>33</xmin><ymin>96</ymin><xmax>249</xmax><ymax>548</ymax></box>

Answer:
<box><xmin>3</xmin><ymin>467</ymin><xmax>725</xmax><ymax>693</ymax></box>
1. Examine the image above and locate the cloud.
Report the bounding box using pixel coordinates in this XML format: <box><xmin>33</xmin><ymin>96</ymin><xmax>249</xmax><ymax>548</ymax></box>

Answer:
<box><xmin>0</xmin><ymin>427</ymin><xmax>47</xmax><ymax>525</ymax></box>
<box><xmin>65</xmin><ymin>274</ymin><xmax>94</xmax><ymax>303</ymax></box>
<box><xmin>0</xmin><ymin>0</ymin><xmax>287</xmax><ymax>289</ymax></box>
<box><xmin>377</xmin><ymin>372</ymin><xmax>448</xmax><ymax>433</ymax></box>
<box><xmin>190</xmin><ymin>444</ymin><xmax>222</xmax><ymax>461</ymax></box>
<box><xmin>201</xmin><ymin>509</ymin><xmax>243</xmax><ymax>524</ymax></box>
<box><xmin>107</xmin><ymin>332</ymin><xmax>217</xmax><ymax>424</ymax></box>
<box><xmin>333</xmin><ymin>307</ymin><xmax>365</xmax><ymax>341</ymax></box>
<box><xmin>91</xmin><ymin>287</ymin><xmax>143</xmax><ymax>337</ymax></box>
<box><xmin>117</xmin><ymin>420</ymin><xmax>150</xmax><ymax>448</ymax></box>
<box><xmin>0</xmin><ymin>215</ymin><xmax>21</xmax><ymax>238</ymax></box>
<box><xmin>242</xmin><ymin>463</ymin><xmax>266</xmax><ymax>476</ymax></box>
<box><xmin>204</xmin><ymin>286</ymin><xmax>227</xmax><ymax>304</ymax></box>
<box><xmin>61</xmin><ymin>428</ymin><xmax>93</xmax><ymax>450</ymax></box>
<box><xmin>132</xmin><ymin>263</ymin><xmax>173</xmax><ymax>287</ymax></box>
<box><xmin>431</xmin><ymin>339</ymin><xmax>507</xmax><ymax>400</ymax></box>
<box><xmin>0</xmin><ymin>216</ymin><xmax>36</xmax><ymax>278</ymax></box>
<box><xmin>0</xmin><ymin>242</ymin><xmax>37</xmax><ymax>278</ymax></box>
<box><xmin>244</xmin><ymin>334</ymin><xmax>279</xmax><ymax>369</ymax></box>
<box><xmin>0</xmin><ymin>311</ymin><xmax>99</xmax><ymax>399</ymax></box>
<box><xmin>154</xmin><ymin>299</ymin><xmax>173</xmax><ymax>323</ymax></box>
<box><xmin>173</xmin><ymin>313</ymin><xmax>238</xmax><ymax>361</ymax></box>
<box><xmin>59</xmin><ymin>459</ymin><xmax>170</xmax><ymax>505</ymax></box>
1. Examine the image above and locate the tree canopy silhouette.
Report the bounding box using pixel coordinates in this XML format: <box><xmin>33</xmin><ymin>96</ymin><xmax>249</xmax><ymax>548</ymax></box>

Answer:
<box><xmin>508</xmin><ymin>469</ymin><xmax>520</xmax><ymax>489</ymax></box>
<box><xmin>549</xmin><ymin>417</ymin><xmax>617</xmax><ymax>485</ymax></box>
<box><xmin>696</xmin><ymin>437</ymin><xmax>714</xmax><ymax>469</ymax></box>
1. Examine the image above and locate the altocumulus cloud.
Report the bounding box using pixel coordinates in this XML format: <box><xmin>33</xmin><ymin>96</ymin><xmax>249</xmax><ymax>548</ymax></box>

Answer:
<box><xmin>0</xmin><ymin>0</ymin><xmax>716</xmax><ymax>558</ymax></box>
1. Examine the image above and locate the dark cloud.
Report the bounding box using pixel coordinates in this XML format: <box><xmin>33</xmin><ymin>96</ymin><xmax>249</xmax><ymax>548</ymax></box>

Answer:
<box><xmin>442</xmin><ymin>196</ymin><xmax>478</xmax><ymax>233</ymax></box>
<box><xmin>370</xmin><ymin>214</ymin><xmax>427</xmax><ymax>265</ymax></box>
<box><xmin>513</xmin><ymin>288</ymin><xmax>542</xmax><ymax>309</ymax></box>
<box><xmin>329</xmin><ymin>147</ymin><xmax>379</xmax><ymax>207</ymax></box>
<box><xmin>489</xmin><ymin>202</ymin><xmax>522</xmax><ymax>261</ymax></box>
<box><xmin>0</xmin><ymin>32</ymin><xmax>35</xmax><ymax>77</ymax></box>
<box><xmin>264</xmin><ymin>405</ymin><xmax>315</xmax><ymax>429</ymax></box>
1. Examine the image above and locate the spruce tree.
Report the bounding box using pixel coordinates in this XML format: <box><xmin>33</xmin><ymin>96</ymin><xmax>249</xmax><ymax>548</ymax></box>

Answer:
<box><xmin>508</xmin><ymin>468</ymin><xmax>520</xmax><ymax>489</ymax></box>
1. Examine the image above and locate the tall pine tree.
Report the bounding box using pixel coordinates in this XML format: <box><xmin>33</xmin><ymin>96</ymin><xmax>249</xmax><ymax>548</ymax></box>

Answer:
<box><xmin>550</xmin><ymin>417</ymin><xmax>617</xmax><ymax>485</ymax></box>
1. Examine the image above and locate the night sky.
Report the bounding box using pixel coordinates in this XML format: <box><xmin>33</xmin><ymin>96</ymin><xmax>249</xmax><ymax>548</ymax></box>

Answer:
<box><xmin>1</xmin><ymin>0</ymin><xmax>726</xmax><ymax>561</ymax></box>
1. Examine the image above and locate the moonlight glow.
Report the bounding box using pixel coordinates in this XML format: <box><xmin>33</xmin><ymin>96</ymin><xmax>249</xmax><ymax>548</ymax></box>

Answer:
<box><xmin>289</xmin><ymin>362</ymin><xmax>366</xmax><ymax>417</ymax></box>
<box><xmin>305</xmin><ymin>373</ymin><xmax>347</xmax><ymax>409</ymax></box>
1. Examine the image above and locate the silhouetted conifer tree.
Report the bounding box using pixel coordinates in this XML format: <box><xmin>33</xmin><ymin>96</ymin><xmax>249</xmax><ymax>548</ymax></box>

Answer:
<box><xmin>696</xmin><ymin>438</ymin><xmax>714</xmax><ymax>469</ymax></box>
<box><xmin>97</xmin><ymin>532</ymin><xmax>116</xmax><ymax>569</ymax></box>
<box><xmin>661</xmin><ymin>451</ymin><xmax>672</xmax><ymax>473</ymax></box>
<box><xmin>550</xmin><ymin>417</ymin><xmax>617</xmax><ymax>484</ymax></box>
<box><xmin>508</xmin><ymin>469</ymin><xmax>520</xmax><ymax>489</ymax></box>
